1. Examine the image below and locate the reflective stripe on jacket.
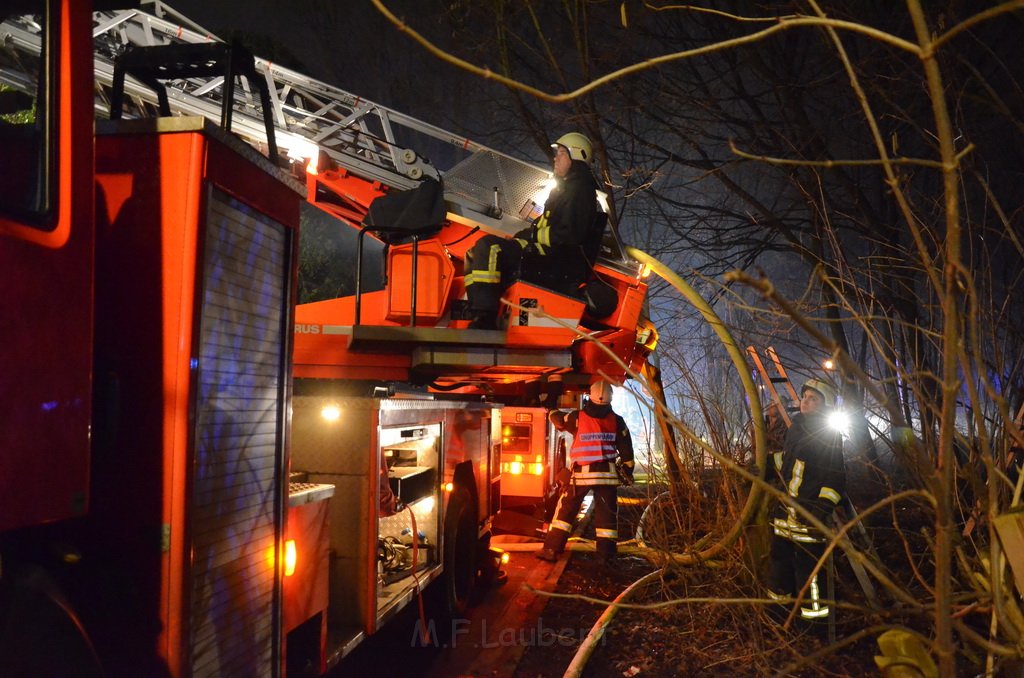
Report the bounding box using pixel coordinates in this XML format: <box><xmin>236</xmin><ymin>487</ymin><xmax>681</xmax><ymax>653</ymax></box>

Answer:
<box><xmin>570</xmin><ymin>411</ymin><xmax>618</xmax><ymax>465</ymax></box>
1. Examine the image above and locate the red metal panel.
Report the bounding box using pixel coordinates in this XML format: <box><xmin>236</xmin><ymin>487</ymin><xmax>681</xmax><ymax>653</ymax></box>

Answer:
<box><xmin>94</xmin><ymin>120</ymin><xmax>301</xmax><ymax>677</ymax></box>
<box><xmin>94</xmin><ymin>127</ymin><xmax>206</xmax><ymax>678</ymax></box>
<box><xmin>385</xmin><ymin>239</ymin><xmax>454</xmax><ymax>324</ymax></box>
<box><xmin>0</xmin><ymin>0</ymin><xmax>95</xmax><ymax>532</ymax></box>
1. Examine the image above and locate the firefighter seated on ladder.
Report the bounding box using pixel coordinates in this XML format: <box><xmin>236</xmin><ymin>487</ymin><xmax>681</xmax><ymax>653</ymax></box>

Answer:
<box><xmin>464</xmin><ymin>132</ymin><xmax>601</xmax><ymax>330</ymax></box>
<box><xmin>536</xmin><ymin>380</ymin><xmax>635</xmax><ymax>564</ymax></box>
<box><xmin>766</xmin><ymin>378</ymin><xmax>847</xmax><ymax>626</ymax></box>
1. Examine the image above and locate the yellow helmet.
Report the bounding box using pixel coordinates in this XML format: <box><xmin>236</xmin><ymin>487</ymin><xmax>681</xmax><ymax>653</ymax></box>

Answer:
<box><xmin>552</xmin><ymin>132</ymin><xmax>593</xmax><ymax>163</ymax></box>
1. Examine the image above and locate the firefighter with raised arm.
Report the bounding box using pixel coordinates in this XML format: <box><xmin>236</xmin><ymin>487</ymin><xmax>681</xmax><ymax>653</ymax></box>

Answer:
<box><xmin>536</xmin><ymin>380</ymin><xmax>635</xmax><ymax>565</ymax></box>
<box><xmin>766</xmin><ymin>378</ymin><xmax>846</xmax><ymax>625</ymax></box>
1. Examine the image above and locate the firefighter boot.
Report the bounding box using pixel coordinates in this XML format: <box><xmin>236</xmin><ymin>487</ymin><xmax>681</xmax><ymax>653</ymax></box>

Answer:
<box><xmin>535</xmin><ymin>548</ymin><xmax>558</xmax><ymax>562</ymax></box>
<box><xmin>595</xmin><ymin>541</ymin><xmax>617</xmax><ymax>567</ymax></box>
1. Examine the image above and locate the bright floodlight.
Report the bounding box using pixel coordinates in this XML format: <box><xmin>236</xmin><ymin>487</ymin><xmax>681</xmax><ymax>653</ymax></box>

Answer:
<box><xmin>828</xmin><ymin>410</ymin><xmax>850</xmax><ymax>436</ymax></box>
<box><xmin>281</xmin><ymin>133</ymin><xmax>319</xmax><ymax>163</ymax></box>
<box><xmin>529</xmin><ymin>178</ymin><xmax>556</xmax><ymax>214</ymax></box>
<box><xmin>321</xmin><ymin>404</ymin><xmax>341</xmax><ymax>422</ymax></box>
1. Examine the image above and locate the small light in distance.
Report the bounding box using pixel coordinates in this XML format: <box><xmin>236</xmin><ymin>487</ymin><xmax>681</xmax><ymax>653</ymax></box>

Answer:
<box><xmin>321</xmin><ymin>404</ymin><xmax>341</xmax><ymax>421</ymax></box>
<box><xmin>442</xmin><ymin>482</ymin><xmax>454</xmax><ymax>493</ymax></box>
<box><xmin>500</xmin><ymin>552</ymin><xmax>510</xmax><ymax>565</ymax></box>
<box><xmin>823</xmin><ymin>358</ymin><xmax>835</xmax><ymax>371</ymax></box>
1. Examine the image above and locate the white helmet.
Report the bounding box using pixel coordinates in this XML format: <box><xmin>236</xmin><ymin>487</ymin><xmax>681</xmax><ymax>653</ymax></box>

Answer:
<box><xmin>552</xmin><ymin>132</ymin><xmax>593</xmax><ymax>163</ymax></box>
<box><xmin>589</xmin><ymin>380</ymin><xmax>612</xmax><ymax>405</ymax></box>
<box><xmin>802</xmin><ymin>379</ymin><xmax>837</xmax><ymax>408</ymax></box>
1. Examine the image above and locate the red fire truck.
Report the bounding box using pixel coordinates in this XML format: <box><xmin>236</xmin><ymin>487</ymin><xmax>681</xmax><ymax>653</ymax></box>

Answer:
<box><xmin>0</xmin><ymin>2</ymin><xmax>655</xmax><ymax>676</ymax></box>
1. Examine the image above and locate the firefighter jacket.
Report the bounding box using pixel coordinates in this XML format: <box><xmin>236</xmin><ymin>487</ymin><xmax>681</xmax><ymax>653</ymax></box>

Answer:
<box><xmin>772</xmin><ymin>411</ymin><xmax>846</xmax><ymax>543</ymax></box>
<box><xmin>551</xmin><ymin>402</ymin><xmax>634</xmax><ymax>486</ymax></box>
<box><xmin>515</xmin><ymin>160</ymin><xmax>598</xmax><ymax>256</ymax></box>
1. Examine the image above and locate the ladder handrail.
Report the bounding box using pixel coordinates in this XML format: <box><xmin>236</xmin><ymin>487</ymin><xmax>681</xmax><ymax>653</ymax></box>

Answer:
<box><xmin>764</xmin><ymin>346</ymin><xmax>801</xmax><ymax>404</ymax></box>
<box><xmin>746</xmin><ymin>346</ymin><xmax>793</xmax><ymax>427</ymax></box>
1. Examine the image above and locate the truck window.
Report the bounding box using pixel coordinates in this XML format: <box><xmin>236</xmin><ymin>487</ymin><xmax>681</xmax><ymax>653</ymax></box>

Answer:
<box><xmin>0</xmin><ymin>1</ymin><xmax>56</xmax><ymax>228</ymax></box>
<box><xmin>501</xmin><ymin>424</ymin><xmax>532</xmax><ymax>453</ymax></box>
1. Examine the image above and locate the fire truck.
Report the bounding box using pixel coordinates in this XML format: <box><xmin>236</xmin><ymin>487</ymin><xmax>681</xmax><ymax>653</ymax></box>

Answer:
<box><xmin>0</xmin><ymin>2</ymin><xmax>655</xmax><ymax>676</ymax></box>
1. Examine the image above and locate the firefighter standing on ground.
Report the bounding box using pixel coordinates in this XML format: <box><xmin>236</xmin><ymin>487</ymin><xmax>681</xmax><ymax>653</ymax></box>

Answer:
<box><xmin>536</xmin><ymin>380</ymin><xmax>635</xmax><ymax>564</ymax></box>
<box><xmin>766</xmin><ymin>379</ymin><xmax>846</xmax><ymax>623</ymax></box>
<box><xmin>464</xmin><ymin>132</ymin><xmax>600</xmax><ymax>329</ymax></box>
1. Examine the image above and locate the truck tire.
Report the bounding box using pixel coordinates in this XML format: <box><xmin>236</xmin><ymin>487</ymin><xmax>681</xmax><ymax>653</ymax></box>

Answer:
<box><xmin>442</xmin><ymin>487</ymin><xmax>477</xmax><ymax>617</ymax></box>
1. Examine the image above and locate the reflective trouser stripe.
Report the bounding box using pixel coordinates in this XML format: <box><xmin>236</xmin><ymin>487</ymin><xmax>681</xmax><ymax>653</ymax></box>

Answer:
<box><xmin>800</xmin><ymin>573</ymin><xmax>829</xmax><ymax>619</ymax></box>
<box><xmin>819</xmin><ymin>487</ymin><xmax>841</xmax><ymax>504</ymax></box>
<box><xmin>551</xmin><ymin>519</ymin><xmax>572</xmax><ymax>533</ymax></box>
<box><xmin>465</xmin><ymin>270</ymin><xmax>500</xmax><ymax>285</ymax></box>
<box><xmin>595</xmin><ymin>528</ymin><xmax>618</xmax><ymax>539</ymax></box>
<box><xmin>802</xmin><ymin>605</ymin><xmax>830</xmax><ymax>619</ymax></box>
<box><xmin>466</xmin><ymin>244</ymin><xmax>502</xmax><ymax>286</ymax></box>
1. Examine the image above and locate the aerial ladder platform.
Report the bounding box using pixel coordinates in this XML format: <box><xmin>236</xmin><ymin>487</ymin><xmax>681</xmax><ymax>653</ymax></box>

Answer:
<box><xmin>0</xmin><ymin>1</ymin><xmax>656</xmax><ymax>402</ymax></box>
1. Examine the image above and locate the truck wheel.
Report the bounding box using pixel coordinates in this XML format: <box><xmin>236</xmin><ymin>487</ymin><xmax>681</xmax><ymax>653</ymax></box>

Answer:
<box><xmin>442</xmin><ymin>487</ymin><xmax>477</xmax><ymax>617</ymax></box>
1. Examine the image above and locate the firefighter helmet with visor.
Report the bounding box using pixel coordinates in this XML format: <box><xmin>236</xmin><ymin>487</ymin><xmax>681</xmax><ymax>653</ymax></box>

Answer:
<box><xmin>801</xmin><ymin>378</ymin><xmax>837</xmax><ymax>409</ymax></box>
<box><xmin>552</xmin><ymin>132</ymin><xmax>593</xmax><ymax>163</ymax></box>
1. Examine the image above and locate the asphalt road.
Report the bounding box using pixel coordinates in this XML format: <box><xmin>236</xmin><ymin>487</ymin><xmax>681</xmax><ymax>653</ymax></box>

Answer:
<box><xmin>331</xmin><ymin>537</ymin><xmax>567</xmax><ymax>677</ymax></box>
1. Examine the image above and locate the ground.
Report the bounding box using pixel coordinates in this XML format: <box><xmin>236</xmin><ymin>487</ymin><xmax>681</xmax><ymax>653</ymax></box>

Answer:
<box><xmin>512</xmin><ymin>484</ymin><xmax>884</xmax><ymax>677</ymax></box>
<box><xmin>338</xmin><ymin>471</ymin><xmax>987</xmax><ymax>676</ymax></box>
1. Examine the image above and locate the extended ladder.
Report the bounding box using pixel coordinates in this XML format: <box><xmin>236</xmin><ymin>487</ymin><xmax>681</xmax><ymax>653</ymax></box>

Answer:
<box><xmin>0</xmin><ymin>1</ymin><xmax>553</xmax><ymax>233</ymax></box>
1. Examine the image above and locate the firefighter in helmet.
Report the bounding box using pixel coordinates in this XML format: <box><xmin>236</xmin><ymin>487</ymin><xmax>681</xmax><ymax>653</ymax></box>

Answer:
<box><xmin>464</xmin><ymin>132</ymin><xmax>601</xmax><ymax>329</ymax></box>
<box><xmin>766</xmin><ymin>378</ymin><xmax>846</xmax><ymax>624</ymax></box>
<box><xmin>536</xmin><ymin>379</ymin><xmax>635</xmax><ymax>564</ymax></box>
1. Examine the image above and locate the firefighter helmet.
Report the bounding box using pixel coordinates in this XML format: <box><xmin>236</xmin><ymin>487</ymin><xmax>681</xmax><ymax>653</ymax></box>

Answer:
<box><xmin>801</xmin><ymin>379</ymin><xmax>837</xmax><ymax>408</ymax></box>
<box><xmin>552</xmin><ymin>132</ymin><xmax>593</xmax><ymax>163</ymax></box>
<box><xmin>589</xmin><ymin>379</ymin><xmax>612</xmax><ymax>405</ymax></box>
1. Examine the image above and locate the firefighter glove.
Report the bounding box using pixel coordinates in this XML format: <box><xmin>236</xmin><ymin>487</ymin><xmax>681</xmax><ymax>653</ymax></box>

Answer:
<box><xmin>616</xmin><ymin>460</ymin><xmax>635</xmax><ymax>486</ymax></box>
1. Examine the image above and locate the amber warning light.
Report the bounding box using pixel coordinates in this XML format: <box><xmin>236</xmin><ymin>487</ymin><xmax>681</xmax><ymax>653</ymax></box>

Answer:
<box><xmin>267</xmin><ymin>540</ymin><xmax>298</xmax><ymax>576</ymax></box>
<box><xmin>502</xmin><ymin>455</ymin><xmax>544</xmax><ymax>476</ymax></box>
<box><xmin>284</xmin><ymin>540</ymin><xmax>297</xmax><ymax>577</ymax></box>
